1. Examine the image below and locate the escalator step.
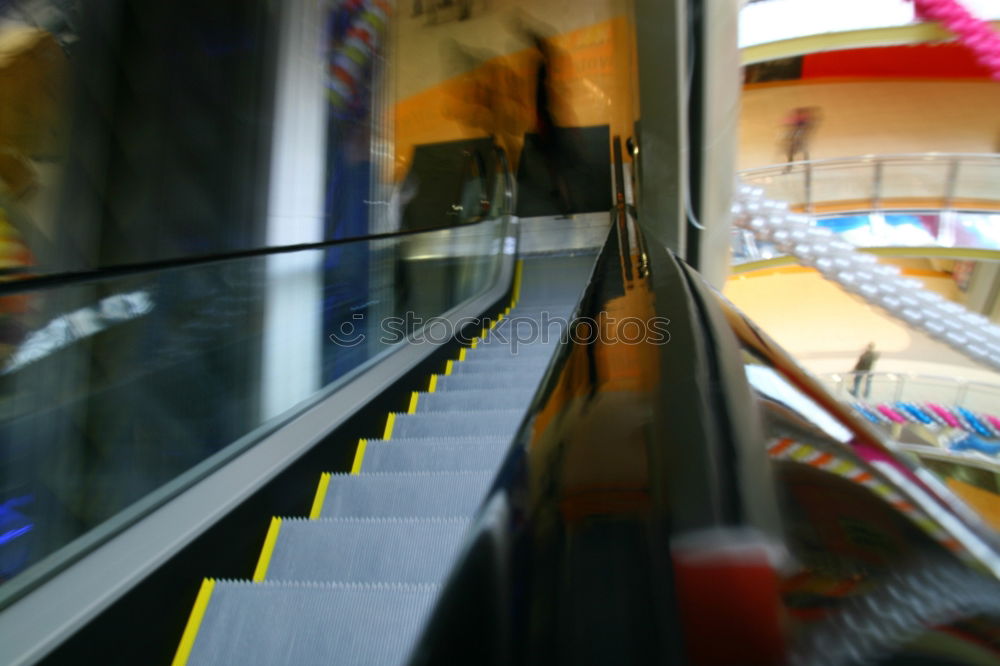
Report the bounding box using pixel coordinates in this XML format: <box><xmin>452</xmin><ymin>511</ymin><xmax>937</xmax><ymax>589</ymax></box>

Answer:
<box><xmin>490</xmin><ymin>319</ymin><xmax>568</xmax><ymax>339</ymax></box>
<box><xmin>479</xmin><ymin>325</ymin><xmax>562</xmax><ymax>338</ymax></box>
<box><xmin>434</xmin><ymin>372</ymin><xmax>539</xmax><ymax>391</ymax></box>
<box><xmin>361</xmin><ymin>436</ymin><xmax>508</xmax><ymax>448</ymax></box>
<box><xmin>319</xmin><ymin>471</ymin><xmax>493</xmax><ymax>518</ymax></box>
<box><xmin>391</xmin><ymin>410</ymin><xmax>523</xmax><ymax>438</ymax></box>
<box><xmin>415</xmin><ymin>389</ymin><xmax>534</xmax><ymax>412</ymax></box>
<box><xmin>186</xmin><ymin>581</ymin><xmax>437</xmax><ymax>666</ymax></box>
<box><xmin>471</xmin><ymin>341</ymin><xmax>560</xmax><ymax>356</ymax></box>
<box><xmin>506</xmin><ymin>305</ymin><xmax>573</xmax><ymax>317</ymax></box>
<box><xmin>361</xmin><ymin>441</ymin><xmax>506</xmax><ymax>472</ymax></box>
<box><xmin>264</xmin><ymin>518</ymin><xmax>469</xmax><ymax>583</ymax></box>
<box><xmin>466</xmin><ymin>343</ymin><xmax>554</xmax><ymax>358</ymax></box>
<box><xmin>447</xmin><ymin>361</ymin><xmax>547</xmax><ymax>377</ymax></box>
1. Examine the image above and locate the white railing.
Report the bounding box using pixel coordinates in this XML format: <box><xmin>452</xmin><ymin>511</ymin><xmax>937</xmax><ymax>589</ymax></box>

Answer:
<box><xmin>740</xmin><ymin>153</ymin><xmax>1000</xmax><ymax>215</ymax></box>
<box><xmin>821</xmin><ymin>371</ymin><xmax>1000</xmax><ymax>414</ymax></box>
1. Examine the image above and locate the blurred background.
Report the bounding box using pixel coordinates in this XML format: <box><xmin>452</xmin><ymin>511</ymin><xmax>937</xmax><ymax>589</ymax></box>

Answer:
<box><xmin>1</xmin><ymin>0</ymin><xmax>1000</xmax><ymax>664</ymax></box>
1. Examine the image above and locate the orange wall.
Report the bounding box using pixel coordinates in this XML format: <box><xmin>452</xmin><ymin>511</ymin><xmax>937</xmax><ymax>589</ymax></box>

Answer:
<box><xmin>393</xmin><ymin>16</ymin><xmax>638</xmax><ymax>179</ymax></box>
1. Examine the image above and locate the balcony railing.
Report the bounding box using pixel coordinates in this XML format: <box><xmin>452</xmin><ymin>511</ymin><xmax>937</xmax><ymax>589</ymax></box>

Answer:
<box><xmin>740</xmin><ymin>153</ymin><xmax>1000</xmax><ymax>215</ymax></box>
<box><xmin>821</xmin><ymin>371</ymin><xmax>1000</xmax><ymax>414</ymax></box>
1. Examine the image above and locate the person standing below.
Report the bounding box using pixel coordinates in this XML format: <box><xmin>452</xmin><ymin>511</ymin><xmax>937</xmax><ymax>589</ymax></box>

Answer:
<box><xmin>851</xmin><ymin>342</ymin><xmax>879</xmax><ymax>398</ymax></box>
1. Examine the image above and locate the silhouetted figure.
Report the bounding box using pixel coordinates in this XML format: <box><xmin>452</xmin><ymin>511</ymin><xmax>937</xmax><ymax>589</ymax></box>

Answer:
<box><xmin>524</xmin><ymin>29</ymin><xmax>574</xmax><ymax>216</ymax></box>
<box><xmin>851</xmin><ymin>342</ymin><xmax>879</xmax><ymax>398</ymax></box>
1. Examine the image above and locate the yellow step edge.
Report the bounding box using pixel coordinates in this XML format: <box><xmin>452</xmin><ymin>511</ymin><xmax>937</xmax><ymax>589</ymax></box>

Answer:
<box><xmin>351</xmin><ymin>439</ymin><xmax>368</xmax><ymax>474</ymax></box>
<box><xmin>309</xmin><ymin>472</ymin><xmax>332</xmax><ymax>519</ymax></box>
<box><xmin>458</xmin><ymin>348</ymin><xmax>467</xmax><ymax>361</ymax></box>
<box><xmin>489</xmin><ymin>318</ymin><xmax>497</xmax><ymax>330</ymax></box>
<box><xmin>480</xmin><ymin>326</ymin><xmax>488</xmax><ymax>341</ymax></box>
<box><xmin>407</xmin><ymin>391</ymin><xmax>419</xmax><ymax>414</ymax></box>
<box><xmin>429</xmin><ymin>374</ymin><xmax>438</xmax><ymax>392</ymax></box>
<box><xmin>471</xmin><ymin>338</ymin><xmax>478</xmax><ymax>349</ymax></box>
<box><xmin>497</xmin><ymin>312</ymin><xmax>505</xmax><ymax>323</ymax></box>
<box><xmin>384</xmin><ymin>412</ymin><xmax>396</xmax><ymax>439</ymax></box>
<box><xmin>171</xmin><ymin>578</ymin><xmax>216</xmax><ymax>666</ymax></box>
<box><xmin>505</xmin><ymin>306</ymin><xmax>510</xmax><ymax>316</ymax></box>
<box><xmin>252</xmin><ymin>517</ymin><xmax>282</xmax><ymax>582</ymax></box>
<box><xmin>445</xmin><ymin>360</ymin><xmax>454</xmax><ymax>376</ymax></box>
<box><xmin>512</xmin><ymin>259</ymin><xmax>523</xmax><ymax>303</ymax></box>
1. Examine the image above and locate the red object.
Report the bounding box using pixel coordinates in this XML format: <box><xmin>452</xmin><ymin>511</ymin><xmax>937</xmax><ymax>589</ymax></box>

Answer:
<box><xmin>910</xmin><ymin>0</ymin><xmax>1000</xmax><ymax>81</ymax></box>
<box><xmin>802</xmin><ymin>43</ymin><xmax>993</xmax><ymax>79</ymax></box>
<box><xmin>672</xmin><ymin>543</ymin><xmax>786</xmax><ymax>665</ymax></box>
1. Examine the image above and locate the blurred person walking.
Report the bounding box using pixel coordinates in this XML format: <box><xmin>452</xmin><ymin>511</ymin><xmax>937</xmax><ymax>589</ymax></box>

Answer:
<box><xmin>850</xmin><ymin>342</ymin><xmax>879</xmax><ymax>398</ymax></box>
<box><xmin>518</xmin><ymin>23</ymin><xmax>576</xmax><ymax>216</ymax></box>
<box><xmin>782</xmin><ymin>106</ymin><xmax>819</xmax><ymax>171</ymax></box>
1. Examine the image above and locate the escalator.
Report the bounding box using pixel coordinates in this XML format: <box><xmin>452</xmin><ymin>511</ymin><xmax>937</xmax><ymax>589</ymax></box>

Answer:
<box><xmin>4</xmin><ymin>110</ymin><xmax>1000</xmax><ymax>661</ymax></box>
<box><xmin>7</xmin><ymin>168</ymin><xmax>1000</xmax><ymax>664</ymax></box>
<box><xmin>33</xmin><ymin>148</ymin><xmax>1000</xmax><ymax>665</ymax></box>
<box><xmin>0</xmin><ymin>135</ymin><xmax>543</xmax><ymax>664</ymax></box>
<box><xmin>172</xmin><ymin>256</ymin><xmax>592</xmax><ymax>665</ymax></box>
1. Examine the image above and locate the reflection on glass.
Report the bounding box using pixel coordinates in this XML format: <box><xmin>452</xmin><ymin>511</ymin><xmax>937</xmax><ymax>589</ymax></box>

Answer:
<box><xmin>0</xmin><ymin>1</ymin><xmax>406</xmax><ymax>276</ymax></box>
<box><xmin>0</xmin><ymin>218</ymin><xmax>503</xmax><ymax>592</ymax></box>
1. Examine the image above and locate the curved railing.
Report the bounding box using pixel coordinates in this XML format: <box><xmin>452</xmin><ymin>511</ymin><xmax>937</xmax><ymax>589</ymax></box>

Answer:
<box><xmin>822</xmin><ymin>372</ymin><xmax>1000</xmax><ymax>439</ymax></box>
<box><xmin>734</xmin><ymin>153</ymin><xmax>1000</xmax><ymax>263</ymax></box>
<box><xmin>740</xmin><ymin>152</ymin><xmax>1000</xmax><ymax>215</ymax></box>
<box><xmin>821</xmin><ymin>371</ymin><xmax>1000</xmax><ymax>411</ymax></box>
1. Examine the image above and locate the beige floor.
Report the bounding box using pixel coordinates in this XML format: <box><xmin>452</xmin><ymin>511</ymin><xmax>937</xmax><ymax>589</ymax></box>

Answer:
<box><xmin>724</xmin><ymin>269</ymin><xmax>1000</xmax><ymax>386</ymax></box>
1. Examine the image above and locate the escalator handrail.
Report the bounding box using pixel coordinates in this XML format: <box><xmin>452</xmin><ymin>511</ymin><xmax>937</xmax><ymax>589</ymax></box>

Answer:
<box><xmin>495</xmin><ymin>144</ymin><xmax>515</xmax><ymax>217</ymax></box>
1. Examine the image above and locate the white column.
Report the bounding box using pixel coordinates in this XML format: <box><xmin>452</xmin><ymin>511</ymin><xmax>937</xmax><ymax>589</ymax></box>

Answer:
<box><xmin>260</xmin><ymin>0</ymin><xmax>329</xmax><ymax>420</ymax></box>
<box><xmin>697</xmin><ymin>0</ymin><xmax>741</xmax><ymax>289</ymax></box>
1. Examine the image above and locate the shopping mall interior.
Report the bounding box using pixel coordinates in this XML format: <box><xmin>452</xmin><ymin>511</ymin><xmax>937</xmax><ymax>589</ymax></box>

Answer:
<box><xmin>3</xmin><ymin>0</ymin><xmax>1000</xmax><ymax>664</ymax></box>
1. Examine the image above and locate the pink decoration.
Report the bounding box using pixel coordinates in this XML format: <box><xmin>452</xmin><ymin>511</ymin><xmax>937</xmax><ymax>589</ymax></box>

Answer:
<box><xmin>877</xmin><ymin>404</ymin><xmax>908</xmax><ymax>423</ymax></box>
<box><xmin>927</xmin><ymin>402</ymin><xmax>961</xmax><ymax>428</ymax></box>
<box><xmin>910</xmin><ymin>0</ymin><xmax>1000</xmax><ymax>80</ymax></box>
